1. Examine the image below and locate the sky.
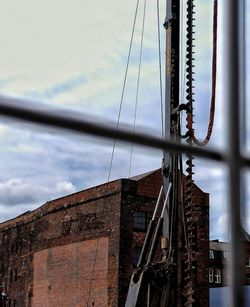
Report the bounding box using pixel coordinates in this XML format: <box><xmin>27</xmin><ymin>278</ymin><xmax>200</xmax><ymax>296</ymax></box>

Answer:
<box><xmin>0</xmin><ymin>0</ymin><xmax>248</xmax><ymax>241</ymax></box>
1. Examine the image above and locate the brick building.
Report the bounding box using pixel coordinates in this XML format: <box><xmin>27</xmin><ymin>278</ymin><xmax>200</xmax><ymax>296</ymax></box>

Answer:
<box><xmin>209</xmin><ymin>228</ymin><xmax>250</xmax><ymax>287</ymax></box>
<box><xmin>0</xmin><ymin>169</ymin><xmax>209</xmax><ymax>306</ymax></box>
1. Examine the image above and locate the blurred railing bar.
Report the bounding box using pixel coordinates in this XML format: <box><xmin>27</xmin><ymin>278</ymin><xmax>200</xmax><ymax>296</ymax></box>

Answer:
<box><xmin>0</xmin><ymin>94</ymin><xmax>224</xmax><ymax>162</ymax></box>
<box><xmin>226</xmin><ymin>0</ymin><xmax>245</xmax><ymax>306</ymax></box>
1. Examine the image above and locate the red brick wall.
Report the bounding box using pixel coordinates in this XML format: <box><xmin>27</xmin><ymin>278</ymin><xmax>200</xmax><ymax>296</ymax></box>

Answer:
<box><xmin>136</xmin><ymin>170</ymin><xmax>162</xmax><ymax>198</ymax></box>
<box><xmin>33</xmin><ymin>238</ymin><xmax>109</xmax><ymax>307</ymax></box>
<box><xmin>0</xmin><ymin>170</ymin><xmax>210</xmax><ymax>306</ymax></box>
<box><xmin>119</xmin><ymin>177</ymin><xmax>162</xmax><ymax>305</ymax></box>
<box><xmin>119</xmin><ymin>170</ymin><xmax>209</xmax><ymax>305</ymax></box>
<box><xmin>0</xmin><ymin>180</ymin><xmax>122</xmax><ymax>307</ymax></box>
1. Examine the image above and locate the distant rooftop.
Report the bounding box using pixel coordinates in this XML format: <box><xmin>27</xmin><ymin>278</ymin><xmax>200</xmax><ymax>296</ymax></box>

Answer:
<box><xmin>129</xmin><ymin>169</ymin><xmax>158</xmax><ymax>181</ymax></box>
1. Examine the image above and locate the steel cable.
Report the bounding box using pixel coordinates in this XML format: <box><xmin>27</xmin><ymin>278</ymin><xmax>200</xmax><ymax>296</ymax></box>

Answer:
<box><xmin>107</xmin><ymin>0</ymin><xmax>141</xmax><ymax>182</ymax></box>
<box><xmin>157</xmin><ymin>0</ymin><xmax>164</xmax><ymax>138</ymax></box>
<box><xmin>128</xmin><ymin>0</ymin><xmax>147</xmax><ymax>178</ymax></box>
<box><xmin>87</xmin><ymin>1</ymin><xmax>141</xmax><ymax>305</ymax></box>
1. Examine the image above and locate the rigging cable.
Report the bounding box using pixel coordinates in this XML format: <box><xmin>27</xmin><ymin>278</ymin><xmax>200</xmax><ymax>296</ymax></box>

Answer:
<box><xmin>86</xmin><ymin>1</ymin><xmax>141</xmax><ymax>306</ymax></box>
<box><xmin>128</xmin><ymin>0</ymin><xmax>147</xmax><ymax>178</ymax></box>
<box><xmin>107</xmin><ymin>0</ymin><xmax>141</xmax><ymax>182</ymax></box>
<box><xmin>128</xmin><ymin>0</ymin><xmax>163</xmax><ymax>177</ymax></box>
<box><xmin>157</xmin><ymin>0</ymin><xmax>164</xmax><ymax>138</ymax></box>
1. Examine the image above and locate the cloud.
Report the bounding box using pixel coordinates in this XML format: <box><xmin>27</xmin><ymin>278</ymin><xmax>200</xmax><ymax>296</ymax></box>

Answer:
<box><xmin>24</xmin><ymin>75</ymin><xmax>86</xmax><ymax>101</ymax></box>
<box><xmin>214</xmin><ymin>213</ymin><xmax>230</xmax><ymax>241</ymax></box>
<box><xmin>0</xmin><ymin>178</ymin><xmax>76</xmax><ymax>207</ymax></box>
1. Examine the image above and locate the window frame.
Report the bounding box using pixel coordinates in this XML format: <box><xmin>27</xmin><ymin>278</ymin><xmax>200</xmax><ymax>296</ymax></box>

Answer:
<box><xmin>214</xmin><ymin>268</ymin><xmax>222</xmax><ymax>284</ymax></box>
<box><xmin>133</xmin><ymin>211</ymin><xmax>147</xmax><ymax>232</ymax></box>
<box><xmin>209</xmin><ymin>250</ymin><xmax>214</xmax><ymax>259</ymax></box>
<box><xmin>209</xmin><ymin>267</ymin><xmax>214</xmax><ymax>283</ymax></box>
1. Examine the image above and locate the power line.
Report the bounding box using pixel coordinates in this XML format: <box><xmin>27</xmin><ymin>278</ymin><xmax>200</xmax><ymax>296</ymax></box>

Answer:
<box><xmin>107</xmin><ymin>0</ymin><xmax>141</xmax><ymax>182</ymax></box>
<box><xmin>128</xmin><ymin>0</ymin><xmax>147</xmax><ymax>178</ymax></box>
<box><xmin>157</xmin><ymin>0</ymin><xmax>164</xmax><ymax>139</ymax></box>
<box><xmin>87</xmin><ymin>0</ymin><xmax>141</xmax><ymax>304</ymax></box>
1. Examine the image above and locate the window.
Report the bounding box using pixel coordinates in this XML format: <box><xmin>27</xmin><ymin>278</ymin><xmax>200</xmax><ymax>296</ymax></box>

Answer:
<box><xmin>132</xmin><ymin>246</ymin><xmax>142</xmax><ymax>266</ymax></box>
<box><xmin>209</xmin><ymin>268</ymin><xmax>213</xmax><ymax>283</ymax></box>
<box><xmin>214</xmin><ymin>268</ymin><xmax>221</xmax><ymax>284</ymax></box>
<box><xmin>223</xmin><ymin>251</ymin><xmax>230</xmax><ymax>259</ymax></box>
<box><xmin>133</xmin><ymin>211</ymin><xmax>146</xmax><ymax>231</ymax></box>
<box><xmin>246</xmin><ymin>273</ymin><xmax>250</xmax><ymax>285</ymax></box>
<box><xmin>246</xmin><ymin>258</ymin><xmax>250</xmax><ymax>267</ymax></box>
<box><xmin>209</xmin><ymin>250</ymin><xmax>214</xmax><ymax>259</ymax></box>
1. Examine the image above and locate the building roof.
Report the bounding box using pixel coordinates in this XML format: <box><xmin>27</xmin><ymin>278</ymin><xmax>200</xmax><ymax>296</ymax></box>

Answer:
<box><xmin>210</xmin><ymin>240</ymin><xmax>229</xmax><ymax>251</ymax></box>
<box><xmin>129</xmin><ymin>169</ymin><xmax>158</xmax><ymax>181</ymax></box>
<box><xmin>210</xmin><ymin>226</ymin><xmax>250</xmax><ymax>251</ymax></box>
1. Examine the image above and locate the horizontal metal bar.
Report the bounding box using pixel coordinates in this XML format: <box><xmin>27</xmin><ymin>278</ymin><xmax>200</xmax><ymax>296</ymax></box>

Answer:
<box><xmin>0</xmin><ymin>94</ymin><xmax>228</xmax><ymax>162</ymax></box>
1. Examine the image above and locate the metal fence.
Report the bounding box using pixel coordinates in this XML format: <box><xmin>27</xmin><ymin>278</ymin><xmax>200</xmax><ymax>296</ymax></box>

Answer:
<box><xmin>0</xmin><ymin>0</ymin><xmax>245</xmax><ymax>306</ymax></box>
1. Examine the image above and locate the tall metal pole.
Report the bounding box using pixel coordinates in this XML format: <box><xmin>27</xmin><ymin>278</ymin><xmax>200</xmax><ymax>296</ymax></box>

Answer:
<box><xmin>163</xmin><ymin>0</ymin><xmax>180</xmax><ymax>238</ymax></box>
<box><xmin>163</xmin><ymin>0</ymin><xmax>181</xmax><ymax>305</ymax></box>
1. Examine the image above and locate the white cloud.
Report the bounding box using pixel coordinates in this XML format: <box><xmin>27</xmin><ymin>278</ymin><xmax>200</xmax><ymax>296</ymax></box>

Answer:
<box><xmin>0</xmin><ymin>177</ymin><xmax>77</xmax><ymax>222</ymax></box>
<box><xmin>55</xmin><ymin>181</ymin><xmax>76</xmax><ymax>195</ymax></box>
<box><xmin>214</xmin><ymin>213</ymin><xmax>230</xmax><ymax>241</ymax></box>
<box><xmin>0</xmin><ymin>178</ymin><xmax>76</xmax><ymax>208</ymax></box>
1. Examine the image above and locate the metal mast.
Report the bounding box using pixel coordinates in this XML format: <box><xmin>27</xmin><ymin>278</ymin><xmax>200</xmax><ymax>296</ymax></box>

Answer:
<box><xmin>162</xmin><ymin>1</ymin><xmax>182</xmax><ymax>306</ymax></box>
<box><xmin>126</xmin><ymin>0</ymin><xmax>212</xmax><ymax>305</ymax></box>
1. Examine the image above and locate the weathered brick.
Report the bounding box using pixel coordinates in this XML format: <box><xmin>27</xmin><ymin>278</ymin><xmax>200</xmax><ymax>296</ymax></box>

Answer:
<box><xmin>0</xmin><ymin>169</ymin><xmax>209</xmax><ymax>306</ymax></box>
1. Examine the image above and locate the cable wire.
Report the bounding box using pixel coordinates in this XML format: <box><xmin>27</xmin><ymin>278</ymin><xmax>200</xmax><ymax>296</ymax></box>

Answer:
<box><xmin>128</xmin><ymin>0</ymin><xmax>147</xmax><ymax>178</ymax></box>
<box><xmin>87</xmin><ymin>1</ymin><xmax>141</xmax><ymax>305</ymax></box>
<box><xmin>157</xmin><ymin>0</ymin><xmax>164</xmax><ymax>138</ymax></box>
<box><xmin>107</xmin><ymin>0</ymin><xmax>141</xmax><ymax>182</ymax></box>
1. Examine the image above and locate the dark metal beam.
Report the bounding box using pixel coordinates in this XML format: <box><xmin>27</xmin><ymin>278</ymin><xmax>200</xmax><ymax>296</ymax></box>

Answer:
<box><xmin>225</xmin><ymin>0</ymin><xmax>245</xmax><ymax>306</ymax></box>
<box><xmin>0</xmin><ymin>94</ymin><xmax>224</xmax><ymax>162</ymax></box>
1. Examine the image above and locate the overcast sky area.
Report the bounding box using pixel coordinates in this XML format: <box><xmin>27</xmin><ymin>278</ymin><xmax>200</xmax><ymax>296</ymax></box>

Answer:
<box><xmin>0</xmin><ymin>0</ymin><xmax>248</xmax><ymax>241</ymax></box>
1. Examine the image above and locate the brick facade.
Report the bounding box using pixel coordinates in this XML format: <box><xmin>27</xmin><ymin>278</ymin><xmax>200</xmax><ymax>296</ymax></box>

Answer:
<box><xmin>209</xmin><ymin>234</ymin><xmax>250</xmax><ymax>287</ymax></box>
<box><xmin>0</xmin><ymin>169</ymin><xmax>209</xmax><ymax>306</ymax></box>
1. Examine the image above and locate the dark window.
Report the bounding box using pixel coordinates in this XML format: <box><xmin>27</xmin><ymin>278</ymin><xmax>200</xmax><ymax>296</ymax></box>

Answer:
<box><xmin>14</xmin><ymin>268</ymin><xmax>17</xmax><ymax>281</ymax></box>
<box><xmin>13</xmin><ymin>299</ymin><xmax>16</xmax><ymax>307</ymax></box>
<box><xmin>10</xmin><ymin>270</ymin><xmax>13</xmax><ymax>282</ymax></box>
<box><xmin>133</xmin><ymin>211</ymin><xmax>146</xmax><ymax>231</ymax></box>
<box><xmin>209</xmin><ymin>268</ymin><xmax>213</xmax><ymax>283</ymax></box>
<box><xmin>132</xmin><ymin>246</ymin><xmax>142</xmax><ymax>266</ymax></box>
<box><xmin>246</xmin><ymin>258</ymin><xmax>250</xmax><ymax>268</ymax></box>
<box><xmin>246</xmin><ymin>273</ymin><xmax>250</xmax><ymax>285</ymax></box>
<box><xmin>8</xmin><ymin>299</ymin><xmax>11</xmax><ymax>307</ymax></box>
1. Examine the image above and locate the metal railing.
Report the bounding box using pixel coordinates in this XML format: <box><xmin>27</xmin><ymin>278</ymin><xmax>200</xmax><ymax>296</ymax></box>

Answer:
<box><xmin>0</xmin><ymin>0</ymin><xmax>246</xmax><ymax>306</ymax></box>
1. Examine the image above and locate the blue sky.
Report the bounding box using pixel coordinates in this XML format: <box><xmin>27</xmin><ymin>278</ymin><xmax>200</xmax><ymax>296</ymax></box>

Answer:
<box><xmin>0</xmin><ymin>0</ymin><xmax>247</xmax><ymax>241</ymax></box>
